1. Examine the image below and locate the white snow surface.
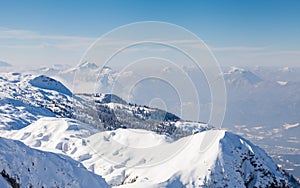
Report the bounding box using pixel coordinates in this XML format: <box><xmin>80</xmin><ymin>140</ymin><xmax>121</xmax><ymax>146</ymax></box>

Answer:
<box><xmin>0</xmin><ymin>176</ymin><xmax>11</xmax><ymax>188</ymax></box>
<box><xmin>0</xmin><ymin>73</ymin><xmax>76</xmax><ymax>130</ymax></box>
<box><xmin>0</xmin><ymin>136</ymin><xmax>109</xmax><ymax>188</ymax></box>
<box><xmin>1</xmin><ymin>117</ymin><xmax>292</xmax><ymax>187</ymax></box>
<box><xmin>276</xmin><ymin>81</ymin><xmax>288</xmax><ymax>86</ymax></box>
<box><xmin>29</xmin><ymin>75</ymin><xmax>72</xmax><ymax>96</ymax></box>
<box><xmin>283</xmin><ymin>123</ymin><xmax>300</xmax><ymax>130</ymax></box>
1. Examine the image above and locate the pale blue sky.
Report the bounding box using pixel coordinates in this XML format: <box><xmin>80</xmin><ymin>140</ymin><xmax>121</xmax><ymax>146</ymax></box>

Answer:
<box><xmin>0</xmin><ymin>0</ymin><xmax>299</xmax><ymax>68</ymax></box>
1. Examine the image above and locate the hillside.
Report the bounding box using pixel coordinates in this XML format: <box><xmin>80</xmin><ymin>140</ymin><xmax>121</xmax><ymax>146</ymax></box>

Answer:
<box><xmin>1</xmin><ymin>118</ymin><xmax>298</xmax><ymax>187</ymax></box>
<box><xmin>0</xmin><ymin>136</ymin><xmax>108</xmax><ymax>188</ymax></box>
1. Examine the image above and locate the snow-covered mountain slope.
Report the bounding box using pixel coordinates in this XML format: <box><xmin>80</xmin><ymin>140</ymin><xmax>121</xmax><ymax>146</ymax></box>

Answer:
<box><xmin>0</xmin><ymin>176</ymin><xmax>11</xmax><ymax>188</ymax></box>
<box><xmin>0</xmin><ymin>73</ymin><xmax>74</xmax><ymax>130</ymax></box>
<box><xmin>1</xmin><ymin>118</ymin><xmax>98</xmax><ymax>154</ymax></box>
<box><xmin>0</xmin><ymin>136</ymin><xmax>109</xmax><ymax>188</ymax></box>
<box><xmin>223</xmin><ymin>66</ymin><xmax>263</xmax><ymax>85</ymax></box>
<box><xmin>1</xmin><ymin>118</ymin><xmax>298</xmax><ymax>187</ymax></box>
<box><xmin>0</xmin><ymin>72</ymin><xmax>208</xmax><ymax>136</ymax></box>
<box><xmin>76</xmin><ymin>93</ymin><xmax>207</xmax><ymax>138</ymax></box>
<box><xmin>29</xmin><ymin>75</ymin><xmax>72</xmax><ymax>96</ymax></box>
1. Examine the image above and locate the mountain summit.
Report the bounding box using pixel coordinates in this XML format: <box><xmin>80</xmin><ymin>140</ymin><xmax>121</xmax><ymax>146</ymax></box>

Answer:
<box><xmin>224</xmin><ymin>66</ymin><xmax>263</xmax><ymax>85</ymax></box>
<box><xmin>77</xmin><ymin>61</ymin><xmax>99</xmax><ymax>70</ymax></box>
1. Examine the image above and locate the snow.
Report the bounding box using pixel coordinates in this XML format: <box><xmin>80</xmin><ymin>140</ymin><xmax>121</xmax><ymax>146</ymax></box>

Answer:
<box><xmin>0</xmin><ymin>73</ymin><xmax>75</xmax><ymax>130</ymax></box>
<box><xmin>211</xmin><ymin>132</ymin><xmax>287</xmax><ymax>187</ymax></box>
<box><xmin>29</xmin><ymin>75</ymin><xmax>72</xmax><ymax>96</ymax></box>
<box><xmin>223</xmin><ymin>66</ymin><xmax>245</xmax><ymax>75</ymax></box>
<box><xmin>281</xmin><ymin>67</ymin><xmax>290</xmax><ymax>73</ymax></box>
<box><xmin>0</xmin><ymin>72</ymin><xmax>201</xmax><ymax>136</ymax></box>
<box><xmin>276</xmin><ymin>81</ymin><xmax>288</xmax><ymax>86</ymax></box>
<box><xmin>78</xmin><ymin>61</ymin><xmax>99</xmax><ymax>70</ymax></box>
<box><xmin>1</xmin><ymin>117</ymin><xmax>296</xmax><ymax>187</ymax></box>
<box><xmin>0</xmin><ymin>136</ymin><xmax>109</xmax><ymax>187</ymax></box>
<box><xmin>283</xmin><ymin>123</ymin><xmax>300</xmax><ymax>130</ymax></box>
<box><xmin>1</xmin><ymin>121</ymin><xmax>224</xmax><ymax>186</ymax></box>
<box><xmin>223</xmin><ymin>66</ymin><xmax>263</xmax><ymax>85</ymax></box>
<box><xmin>106</xmin><ymin>129</ymin><xmax>172</xmax><ymax>148</ymax></box>
<box><xmin>0</xmin><ymin>176</ymin><xmax>11</xmax><ymax>188</ymax></box>
<box><xmin>1</xmin><ymin>117</ymin><xmax>98</xmax><ymax>154</ymax></box>
<box><xmin>239</xmin><ymin>138</ymin><xmax>254</xmax><ymax>154</ymax></box>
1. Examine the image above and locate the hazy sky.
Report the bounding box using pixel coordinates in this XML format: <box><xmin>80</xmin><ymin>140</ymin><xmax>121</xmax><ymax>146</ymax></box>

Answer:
<box><xmin>0</xmin><ymin>0</ymin><xmax>300</xmax><ymax>68</ymax></box>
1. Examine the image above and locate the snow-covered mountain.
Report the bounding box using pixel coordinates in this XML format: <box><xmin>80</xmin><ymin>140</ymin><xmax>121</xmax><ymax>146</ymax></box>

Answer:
<box><xmin>0</xmin><ymin>73</ymin><xmax>74</xmax><ymax>130</ymax></box>
<box><xmin>29</xmin><ymin>75</ymin><xmax>72</xmax><ymax>96</ymax></box>
<box><xmin>1</xmin><ymin>118</ymin><xmax>298</xmax><ymax>187</ymax></box>
<box><xmin>0</xmin><ymin>136</ymin><xmax>108</xmax><ymax>188</ymax></box>
<box><xmin>0</xmin><ymin>72</ymin><xmax>299</xmax><ymax>187</ymax></box>
<box><xmin>55</xmin><ymin>61</ymin><xmax>114</xmax><ymax>93</ymax></box>
<box><xmin>223</xmin><ymin>66</ymin><xmax>300</xmax><ymax>126</ymax></box>
<box><xmin>0</xmin><ymin>72</ymin><xmax>207</xmax><ymax>137</ymax></box>
<box><xmin>65</xmin><ymin>62</ymin><xmax>119</xmax><ymax>94</ymax></box>
<box><xmin>223</xmin><ymin>66</ymin><xmax>263</xmax><ymax>85</ymax></box>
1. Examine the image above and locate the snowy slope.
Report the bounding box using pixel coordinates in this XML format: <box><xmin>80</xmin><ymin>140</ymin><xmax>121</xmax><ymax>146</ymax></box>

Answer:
<box><xmin>223</xmin><ymin>66</ymin><xmax>263</xmax><ymax>85</ymax></box>
<box><xmin>76</xmin><ymin>93</ymin><xmax>208</xmax><ymax>138</ymax></box>
<box><xmin>0</xmin><ymin>176</ymin><xmax>11</xmax><ymax>188</ymax></box>
<box><xmin>0</xmin><ymin>136</ymin><xmax>109</xmax><ymax>188</ymax></box>
<box><xmin>0</xmin><ymin>72</ymin><xmax>206</xmax><ymax>137</ymax></box>
<box><xmin>29</xmin><ymin>75</ymin><xmax>72</xmax><ymax>96</ymax></box>
<box><xmin>1</xmin><ymin>118</ymin><xmax>98</xmax><ymax>154</ymax></box>
<box><xmin>1</xmin><ymin>118</ymin><xmax>298</xmax><ymax>187</ymax></box>
<box><xmin>0</xmin><ymin>73</ymin><xmax>74</xmax><ymax>130</ymax></box>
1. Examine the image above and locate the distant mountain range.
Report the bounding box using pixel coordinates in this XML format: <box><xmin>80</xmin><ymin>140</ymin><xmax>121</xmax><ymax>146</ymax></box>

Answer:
<box><xmin>27</xmin><ymin>63</ymin><xmax>300</xmax><ymax>127</ymax></box>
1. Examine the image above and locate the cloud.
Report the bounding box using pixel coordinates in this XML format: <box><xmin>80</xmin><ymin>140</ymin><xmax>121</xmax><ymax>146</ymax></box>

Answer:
<box><xmin>0</xmin><ymin>27</ymin><xmax>96</xmax><ymax>51</ymax></box>
<box><xmin>212</xmin><ymin>46</ymin><xmax>267</xmax><ymax>52</ymax></box>
<box><xmin>255</xmin><ymin>50</ymin><xmax>300</xmax><ymax>56</ymax></box>
<box><xmin>1</xmin><ymin>27</ymin><xmax>299</xmax><ymax>69</ymax></box>
<box><xmin>0</xmin><ymin>27</ymin><xmax>94</xmax><ymax>40</ymax></box>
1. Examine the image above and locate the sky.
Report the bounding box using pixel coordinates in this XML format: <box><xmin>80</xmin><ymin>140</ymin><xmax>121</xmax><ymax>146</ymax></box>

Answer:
<box><xmin>0</xmin><ymin>0</ymin><xmax>300</xmax><ymax>68</ymax></box>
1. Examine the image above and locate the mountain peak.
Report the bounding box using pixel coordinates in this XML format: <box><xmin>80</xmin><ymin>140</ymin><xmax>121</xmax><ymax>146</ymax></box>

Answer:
<box><xmin>77</xmin><ymin>61</ymin><xmax>99</xmax><ymax>70</ymax></box>
<box><xmin>224</xmin><ymin>66</ymin><xmax>263</xmax><ymax>85</ymax></box>
<box><xmin>29</xmin><ymin>75</ymin><xmax>72</xmax><ymax>96</ymax></box>
<box><xmin>227</xmin><ymin>66</ymin><xmax>245</xmax><ymax>74</ymax></box>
